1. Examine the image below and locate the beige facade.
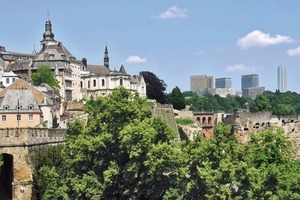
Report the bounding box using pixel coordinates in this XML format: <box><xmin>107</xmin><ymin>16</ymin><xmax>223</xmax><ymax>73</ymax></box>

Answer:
<box><xmin>0</xmin><ymin>79</ymin><xmax>60</xmax><ymax>128</ymax></box>
<box><xmin>0</xmin><ymin>112</ymin><xmax>41</xmax><ymax>128</ymax></box>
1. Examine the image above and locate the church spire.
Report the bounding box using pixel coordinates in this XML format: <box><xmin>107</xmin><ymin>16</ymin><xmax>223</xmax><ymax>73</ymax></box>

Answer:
<box><xmin>40</xmin><ymin>16</ymin><xmax>57</xmax><ymax>47</ymax></box>
<box><xmin>104</xmin><ymin>45</ymin><xmax>109</xmax><ymax>68</ymax></box>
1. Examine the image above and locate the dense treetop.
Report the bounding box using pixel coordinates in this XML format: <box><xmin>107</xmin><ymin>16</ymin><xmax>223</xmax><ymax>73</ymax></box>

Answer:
<box><xmin>182</xmin><ymin>90</ymin><xmax>300</xmax><ymax>115</ymax></box>
<box><xmin>31</xmin><ymin>65</ymin><xmax>60</xmax><ymax>90</ymax></box>
<box><xmin>28</xmin><ymin>87</ymin><xmax>300</xmax><ymax>199</ymax></box>
<box><xmin>139</xmin><ymin>71</ymin><xmax>167</xmax><ymax>104</ymax></box>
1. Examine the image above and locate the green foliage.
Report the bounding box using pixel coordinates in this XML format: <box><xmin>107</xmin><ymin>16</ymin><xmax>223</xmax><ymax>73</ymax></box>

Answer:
<box><xmin>263</xmin><ymin>90</ymin><xmax>300</xmax><ymax>115</ymax></box>
<box><xmin>30</xmin><ymin>145</ymin><xmax>65</xmax><ymax>199</ymax></box>
<box><xmin>184</xmin><ymin>90</ymin><xmax>300</xmax><ymax>115</ymax></box>
<box><xmin>184</xmin><ymin>92</ymin><xmax>251</xmax><ymax>113</ymax></box>
<box><xmin>252</xmin><ymin>94</ymin><xmax>272</xmax><ymax>112</ymax></box>
<box><xmin>167</xmin><ymin>86</ymin><xmax>186</xmax><ymax>110</ymax></box>
<box><xmin>32</xmin><ymin>87</ymin><xmax>300</xmax><ymax>199</ymax></box>
<box><xmin>175</xmin><ymin>118</ymin><xmax>194</xmax><ymax>125</ymax></box>
<box><xmin>52</xmin><ymin>115</ymin><xmax>59</xmax><ymax>128</ymax></box>
<box><xmin>31</xmin><ymin>65</ymin><xmax>60</xmax><ymax>90</ymax></box>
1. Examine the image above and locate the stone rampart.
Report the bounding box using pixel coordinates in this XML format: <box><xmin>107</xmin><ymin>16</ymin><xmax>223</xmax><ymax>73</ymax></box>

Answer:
<box><xmin>0</xmin><ymin>128</ymin><xmax>66</xmax><ymax>200</ymax></box>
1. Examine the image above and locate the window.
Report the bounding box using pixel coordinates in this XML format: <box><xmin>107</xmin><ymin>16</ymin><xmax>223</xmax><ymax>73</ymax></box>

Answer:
<box><xmin>6</xmin><ymin>78</ymin><xmax>9</xmax><ymax>84</ymax></box>
<box><xmin>4</xmin><ymin>106</ymin><xmax>8</xmax><ymax>110</ymax></box>
<box><xmin>93</xmin><ymin>80</ymin><xmax>96</xmax><ymax>87</ymax></box>
<box><xmin>29</xmin><ymin>105</ymin><xmax>33</xmax><ymax>110</ymax></box>
<box><xmin>120</xmin><ymin>79</ymin><xmax>123</xmax><ymax>86</ymax></box>
<box><xmin>80</xmin><ymin>81</ymin><xmax>83</xmax><ymax>88</ymax></box>
<box><xmin>88</xmin><ymin>81</ymin><xmax>90</xmax><ymax>88</ymax></box>
<box><xmin>12</xmin><ymin>78</ymin><xmax>15</xmax><ymax>82</ymax></box>
<box><xmin>2</xmin><ymin>115</ymin><xmax>6</xmax><ymax>122</ymax></box>
<box><xmin>102</xmin><ymin>79</ymin><xmax>105</xmax><ymax>86</ymax></box>
<box><xmin>29</xmin><ymin>114</ymin><xmax>33</xmax><ymax>121</ymax></box>
<box><xmin>17</xmin><ymin>115</ymin><xmax>21</xmax><ymax>121</ymax></box>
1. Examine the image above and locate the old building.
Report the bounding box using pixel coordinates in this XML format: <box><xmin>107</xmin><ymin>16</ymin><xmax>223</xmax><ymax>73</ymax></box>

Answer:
<box><xmin>0</xmin><ymin>79</ymin><xmax>60</xmax><ymax>128</ymax></box>
<box><xmin>4</xmin><ymin>18</ymin><xmax>146</xmax><ymax>103</ymax></box>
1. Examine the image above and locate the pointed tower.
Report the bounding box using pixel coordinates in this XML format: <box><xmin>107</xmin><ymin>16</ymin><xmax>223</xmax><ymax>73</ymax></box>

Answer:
<box><xmin>40</xmin><ymin>19</ymin><xmax>57</xmax><ymax>48</ymax></box>
<box><xmin>104</xmin><ymin>45</ymin><xmax>109</xmax><ymax>68</ymax></box>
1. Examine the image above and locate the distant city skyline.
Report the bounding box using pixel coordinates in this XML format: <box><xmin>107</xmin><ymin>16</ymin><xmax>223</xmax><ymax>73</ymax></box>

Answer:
<box><xmin>1</xmin><ymin>1</ymin><xmax>300</xmax><ymax>93</ymax></box>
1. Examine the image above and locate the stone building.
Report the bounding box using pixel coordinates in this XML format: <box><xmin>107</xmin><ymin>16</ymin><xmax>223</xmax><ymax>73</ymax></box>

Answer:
<box><xmin>193</xmin><ymin>112</ymin><xmax>215</xmax><ymax>138</ymax></box>
<box><xmin>0</xmin><ymin>79</ymin><xmax>60</xmax><ymax>128</ymax></box>
<box><xmin>3</xmin><ymin>18</ymin><xmax>146</xmax><ymax>103</ymax></box>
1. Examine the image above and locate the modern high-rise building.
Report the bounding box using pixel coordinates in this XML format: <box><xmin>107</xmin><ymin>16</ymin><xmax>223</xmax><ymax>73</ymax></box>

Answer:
<box><xmin>190</xmin><ymin>75</ymin><xmax>213</xmax><ymax>92</ymax></box>
<box><xmin>241</xmin><ymin>74</ymin><xmax>259</xmax><ymax>90</ymax></box>
<box><xmin>278</xmin><ymin>65</ymin><xmax>287</xmax><ymax>93</ymax></box>
<box><xmin>215</xmin><ymin>77</ymin><xmax>231</xmax><ymax>88</ymax></box>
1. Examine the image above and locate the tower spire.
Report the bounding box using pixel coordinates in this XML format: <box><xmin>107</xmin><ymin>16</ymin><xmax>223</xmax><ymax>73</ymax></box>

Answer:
<box><xmin>104</xmin><ymin>44</ymin><xmax>109</xmax><ymax>68</ymax></box>
<box><xmin>40</xmin><ymin>16</ymin><xmax>57</xmax><ymax>47</ymax></box>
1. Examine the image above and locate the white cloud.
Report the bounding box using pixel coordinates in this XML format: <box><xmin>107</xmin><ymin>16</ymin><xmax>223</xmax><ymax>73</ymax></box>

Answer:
<box><xmin>287</xmin><ymin>47</ymin><xmax>300</xmax><ymax>56</ymax></box>
<box><xmin>125</xmin><ymin>56</ymin><xmax>147</xmax><ymax>63</ymax></box>
<box><xmin>157</xmin><ymin>6</ymin><xmax>188</xmax><ymax>19</ymax></box>
<box><xmin>237</xmin><ymin>30</ymin><xmax>293</xmax><ymax>49</ymax></box>
<box><xmin>225</xmin><ymin>64</ymin><xmax>256</xmax><ymax>72</ymax></box>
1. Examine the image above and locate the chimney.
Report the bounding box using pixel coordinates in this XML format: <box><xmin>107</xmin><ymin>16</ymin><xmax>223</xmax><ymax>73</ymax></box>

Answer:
<box><xmin>82</xmin><ymin>58</ymin><xmax>87</xmax><ymax>67</ymax></box>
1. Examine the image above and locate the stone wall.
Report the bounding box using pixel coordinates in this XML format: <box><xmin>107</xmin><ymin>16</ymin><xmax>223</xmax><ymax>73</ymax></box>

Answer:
<box><xmin>152</xmin><ymin>105</ymin><xmax>179</xmax><ymax>137</ymax></box>
<box><xmin>0</xmin><ymin>128</ymin><xmax>66</xmax><ymax>199</ymax></box>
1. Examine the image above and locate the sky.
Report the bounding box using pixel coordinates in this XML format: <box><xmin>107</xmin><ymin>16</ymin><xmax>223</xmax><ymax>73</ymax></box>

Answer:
<box><xmin>1</xmin><ymin>0</ymin><xmax>300</xmax><ymax>93</ymax></box>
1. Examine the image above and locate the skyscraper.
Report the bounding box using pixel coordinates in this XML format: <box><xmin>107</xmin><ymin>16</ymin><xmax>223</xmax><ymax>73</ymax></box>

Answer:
<box><xmin>241</xmin><ymin>74</ymin><xmax>259</xmax><ymax>90</ymax></box>
<box><xmin>215</xmin><ymin>78</ymin><xmax>231</xmax><ymax>88</ymax></box>
<box><xmin>190</xmin><ymin>75</ymin><xmax>213</xmax><ymax>92</ymax></box>
<box><xmin>278</xmin><ymin>65</ymin><xmax>287</xmax><ymax>93</ymax></box>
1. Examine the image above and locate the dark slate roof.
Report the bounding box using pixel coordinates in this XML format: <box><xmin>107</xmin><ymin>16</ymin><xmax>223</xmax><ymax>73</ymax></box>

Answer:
<box><xmin>0</xmin><ymin>89</ymin><xmax>41</xmax><ymax>113</ymax></box>
<box><xmin>36</xmin><ymin>42</ymin><xmax>74</xmax><ymax>61</ymax></box>
<box><xmin>5</xmin><ymin>60</ymin><xmax>31</xmax><ymax>71</ymax></box>
<box><xmin>119</xmin><ymin>64</ymin><xmax>127</xmax><ymax>74</ymax></box>
<box><xmin>87</xmin><ymin>64</ymin><xmax>110</xmax><ymax>74</ymax></box>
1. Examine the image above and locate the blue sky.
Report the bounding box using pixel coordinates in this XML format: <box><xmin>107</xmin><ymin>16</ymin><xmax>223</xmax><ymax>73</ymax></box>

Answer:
<box><xmin>1</xmin><ymin>1</ymin><xmax>300</xmax><ymax>93</ymax></box>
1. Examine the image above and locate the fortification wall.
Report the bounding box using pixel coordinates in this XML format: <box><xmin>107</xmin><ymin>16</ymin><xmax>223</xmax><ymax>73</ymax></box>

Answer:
<box><xmin>152</xmin><ymin>106</ymin><xmax>179</xmax><ymax>136</ymax></box>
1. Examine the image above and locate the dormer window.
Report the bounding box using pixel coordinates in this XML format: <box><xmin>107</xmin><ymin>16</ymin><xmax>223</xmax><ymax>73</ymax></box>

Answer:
<box><xmin>17</xmin><ymin>105</ymin><xmax>21</xmax><ymax>110</ymax></box>
<box><xmin>4</xmin><ymin>105</ymin><xmax>8</xmax><ymax>110</ymax></box>
<box><xmin>28</xmin><ymin>105</ymin><xmax>33</xmax><ymax>110</ymax></box>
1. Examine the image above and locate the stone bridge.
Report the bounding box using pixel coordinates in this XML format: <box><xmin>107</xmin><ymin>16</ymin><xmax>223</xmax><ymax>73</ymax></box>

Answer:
<box><xmin>0</xmin><ymin>128</ymin><xmax>66</xmax><ymax>200</ymax></box>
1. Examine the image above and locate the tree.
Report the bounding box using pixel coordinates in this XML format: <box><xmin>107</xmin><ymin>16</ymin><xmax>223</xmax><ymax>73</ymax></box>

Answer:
<box><xmin>139</xmin><ymin>71</ymin><xmax>167</xmax><ymax>104</ymax></box>
<box><xmin>45</xmin><ymin>87</ymin><xmax>180</xmax><ymax>199</ymax></box>
<box><xmin>167</xmin><ymin>86</ymin><xmax>186</xmax><ymax>110</ymax></box>
<box><xmin>31</xmin><ymin>65</ymin><xmax>60</xmax><ymax>90</ymax></box>
<box><xmin>252</xmin><ymin>94</ymin><xmax>272</xmax><ymax>112</ymax></box>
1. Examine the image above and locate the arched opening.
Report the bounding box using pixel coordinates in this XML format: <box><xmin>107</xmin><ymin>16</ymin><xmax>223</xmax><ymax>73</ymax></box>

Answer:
<box><xmin>0</xmin><ymin>153</ymin><xmax>13</xmax><ymax>199</ymax></box>
<box><xmin>202</xmin><ymin>117</ymin><xmax>206</xmax><ymax>125</ymax></box>
<box><xmin>208</xmin><ymin>117</ymin><xmax>212</xmax><ymax>125</ymax></box>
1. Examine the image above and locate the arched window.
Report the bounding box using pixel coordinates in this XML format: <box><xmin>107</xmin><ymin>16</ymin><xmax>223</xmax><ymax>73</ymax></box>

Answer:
<box><xmin>93</xmin><ymin>79</ymin><xmax>96</xmax><ymax>87</ymax></box>
<box><xmin>202</xmin><ymin>117</ymin><xmax>206</xmax><ymax>125</ymax></box>
<box><xmin>208</xmin><ymin>117</ymin><xmax>212</xmax><ymax>125</ymax></box>
<box><xmin>102</xmin><ymin>79</ymin><xmax>105</xmax><ymax>86</ymax></box>
<box><xmin>120</xmin><ymin>79</ymin><xmax>123</xmax><ymax>86</ymax></box>
<box><xmin>80</xmin><ymin>81</ymin><xmax>83</xmax><ymax>88</ymax></box>
<box><xmin>196</xmin><ymin>117</ymin><xmax>200</xmax><ymax>123</ymax></box>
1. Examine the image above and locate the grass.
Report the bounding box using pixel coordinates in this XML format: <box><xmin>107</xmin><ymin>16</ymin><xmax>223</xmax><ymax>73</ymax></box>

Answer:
<box><xmin>176</xmin><ymin>118</ymin><xmax>194</xmax><ymax>125</ymax></box>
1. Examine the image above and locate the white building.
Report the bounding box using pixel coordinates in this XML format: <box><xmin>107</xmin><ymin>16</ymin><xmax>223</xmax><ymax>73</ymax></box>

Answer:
<box><xmin>2</xmin><ymin>71</ymin><xmax>19</xmax><ymax>87</ymax></box>
<box><xmin>3</xmin><ymin>19</ymin><xmax>146</xmax><ymax>103</ymax></box>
